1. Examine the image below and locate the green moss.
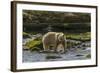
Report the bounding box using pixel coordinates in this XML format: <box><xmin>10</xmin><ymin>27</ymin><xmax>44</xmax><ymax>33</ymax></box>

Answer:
<box><xmin>86</xmin><ymin>54</ymin><xmax>91</xmax><ymax>58</ymax></box>
<box><xmin>25</xmin><ymin>38</ymin><xmax>43</xmax><ymax>51</ymax></box>
<box><xmin>23</xmin><ymin>32</ymin><xmax>28</xmax><ymax>35</ymax></box>
<box><xmin>26</xmin><ymin>40</ymin><xmax>40</xmax><ymax>48</ymax></box>
<box><xmin>23</xmin><ymin>32</ymin><xmax>30</xmax><ymax>38</ymax></box>
<box><xmin>65</xmin><ymin>32</ymin><xmax>91</xmax><ymax>41</ymax></box>
<box><xmin>30</xmin><ymin>32</ymin><xmax>38</xmax><ymax>35</ymax></box>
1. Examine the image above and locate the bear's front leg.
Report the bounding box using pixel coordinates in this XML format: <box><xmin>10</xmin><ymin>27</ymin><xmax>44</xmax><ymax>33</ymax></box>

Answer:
<box><xmin>43</xmin><ymin>44</ymin><xmax>49</xmax><ymax>52</ymax></box>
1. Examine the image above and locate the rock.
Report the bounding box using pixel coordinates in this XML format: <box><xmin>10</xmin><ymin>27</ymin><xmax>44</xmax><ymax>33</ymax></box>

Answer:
<box><xmin>86</xmin><ymin>54</ymin><xmax>91</xmax><ymax>58</ymax></box>
<box><xmin>46</xmin><ymin>55</ymin><xmax>62</xmax><ymax>59</ymax></box>
<box><xmin>76</xmin><ymin>54</ymin><xmax>83</xmax><ymax>56</ymax></box>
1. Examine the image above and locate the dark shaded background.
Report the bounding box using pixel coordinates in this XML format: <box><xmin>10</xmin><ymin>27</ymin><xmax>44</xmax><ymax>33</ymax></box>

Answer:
<box><xmin>23</xmin><ymin>10</ymin><xmax>91</xmax><ymax>33</ymax></box>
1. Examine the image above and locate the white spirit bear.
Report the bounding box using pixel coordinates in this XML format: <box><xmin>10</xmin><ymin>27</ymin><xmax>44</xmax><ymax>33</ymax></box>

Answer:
<box><xmin>42</xmin><ymin>32</ymin><xmax>66</xmax><ymax>53</ymax></box>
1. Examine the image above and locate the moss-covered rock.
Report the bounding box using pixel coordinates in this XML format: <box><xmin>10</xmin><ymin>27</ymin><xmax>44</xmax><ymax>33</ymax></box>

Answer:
<box><xmin>23</xmin><ymin>32</ymin><xmax>31</xmax><ymax>38</ymax></box>
<box><xmin>86</xmin><ymin>54</ymin><xmax>91</xmax><ymax>58</ymax></box>
<box><xmin>25</xmin><ymin>38</ymin><xmax>43</xmax><ymax>51</ymax></box>
<box><xmin>65</xmin><ymin>32</ymin><xmax>91</xmax><ymax>41</ymax></box>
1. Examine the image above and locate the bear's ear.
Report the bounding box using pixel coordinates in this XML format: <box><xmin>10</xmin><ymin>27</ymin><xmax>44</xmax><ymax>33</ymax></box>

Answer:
<box><xmin>59</xmin><ymin>32</ymin><xmax>64</xmax><ymax>37</ymax></box>
<box><xmin>58</xmin><ymin>33</ymin><xmax>65</xmax><ymax>41</ymax></box>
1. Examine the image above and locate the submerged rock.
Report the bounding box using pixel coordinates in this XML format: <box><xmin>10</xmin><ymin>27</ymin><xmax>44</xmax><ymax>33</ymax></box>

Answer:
<box><xmin>76</xmin><ymin>54</ymin><xmax>83</xmax><ymax>56</ymax></box>
<box><xmin>46</xmin><ymin>55</ymin><xmax>62</xmax><ymax>59</ymax></box>
<box><xmin>86</xmin><ymin>54</ymin><xmax>91</xmax><ymax>58</ymax></box>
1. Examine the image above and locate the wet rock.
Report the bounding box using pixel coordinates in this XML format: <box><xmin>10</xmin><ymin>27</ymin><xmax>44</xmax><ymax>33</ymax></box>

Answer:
<box><xmin>86</xmin><ymin>54</ymin><xmax>91</xmax><ymax>58</ymax></box>
<box><xmin>46</xmin><ymin>56</ymin><xmax>62</xmax><ymax>59</ymax></box>
<box><xmin>76</xmin><ymin>54</ymin><xmax>83</xmax><ymax>56</ymax></box>
<box><xmin>82</xmin><ymin>47</ymin><xmax>86</xmax><ymax>50</ymax></box>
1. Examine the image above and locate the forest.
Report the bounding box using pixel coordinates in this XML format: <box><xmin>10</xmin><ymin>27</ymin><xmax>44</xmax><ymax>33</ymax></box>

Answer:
<box><xmin>23</xmin><ymin>10</ymin><xmax>91</xmax><ymax>33</ymax></box>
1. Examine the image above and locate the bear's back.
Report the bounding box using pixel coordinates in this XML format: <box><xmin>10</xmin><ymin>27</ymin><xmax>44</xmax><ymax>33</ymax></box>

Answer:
<box><xmin>42</xmin><ymin>32</ymin><xmax>56</xmax><ymax>44</ymax></box>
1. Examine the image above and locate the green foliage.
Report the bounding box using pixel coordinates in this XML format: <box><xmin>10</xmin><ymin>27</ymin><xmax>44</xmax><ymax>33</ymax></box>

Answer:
<box><xmin>23</xmin><ymin>10</ymin><xmax>90</xmax><ymax>23</ymax></box>
<box><xmin>23</xmin><ymin>10</ymin><xmax>91</xmax><ymax>32</ymax></box>
<box><xmin>65</xmin><ymin>32</ymin><xmax>91</xmax><ymax>41</ymax></box>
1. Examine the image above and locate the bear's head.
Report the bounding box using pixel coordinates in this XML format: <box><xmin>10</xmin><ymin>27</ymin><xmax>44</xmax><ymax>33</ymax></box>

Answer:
<box><xmin>56</xmin><ymin>32</ymin><xmax>65</xmax><ymax>42</ymax></box>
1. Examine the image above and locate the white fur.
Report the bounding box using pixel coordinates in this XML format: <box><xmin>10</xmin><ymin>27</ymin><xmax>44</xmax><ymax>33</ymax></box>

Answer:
<box><xmin>42</xmin><ymin>32</ymin><xmax>65</xmax><ymax>52</ymax></box>
<box><xmin>57</xmin><ymin>44</ymin><xmax>64</xmax><ymax>53</ymax></box>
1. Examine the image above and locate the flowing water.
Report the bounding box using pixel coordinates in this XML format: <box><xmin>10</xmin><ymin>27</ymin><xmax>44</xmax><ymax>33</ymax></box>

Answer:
<box><xmin>23</xmin><ymin>47</ymin><xmax>91</xmax><ymax>62</ymax></box>
<box><xmin>23</xmin><ymin>34</ymin><xmax>91</xmax><ymax>63</ymax></box>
